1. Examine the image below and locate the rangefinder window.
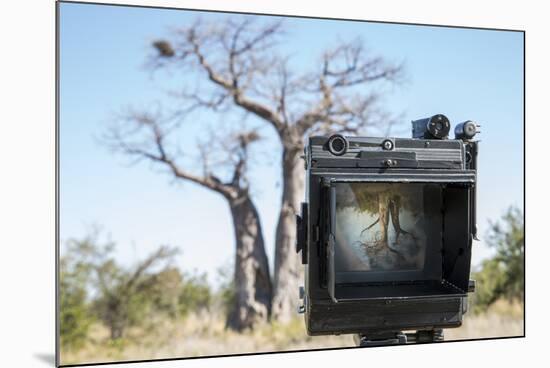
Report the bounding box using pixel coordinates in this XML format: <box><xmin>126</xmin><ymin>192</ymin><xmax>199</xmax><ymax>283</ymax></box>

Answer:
<box><xmin>333</xmin><ymin>183</ymin><xmax>443</xmax><ymax>283</ymax></box>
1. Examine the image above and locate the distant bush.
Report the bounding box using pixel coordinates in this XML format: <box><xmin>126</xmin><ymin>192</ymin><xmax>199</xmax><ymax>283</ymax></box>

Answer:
<box><xmin>178</xmin><ymin>272</ymin><xmax>212</xmax><ymax>317</ymax></box>
<box><xmin>219</xmin><ymin>281</ymin><xmax>236</xmax><ymax>320</ymax></box>
<box><xmin>60</xmin><ymin>228</ymin><xmax>215</xmax><ymax>346</ymax></box>
<box><xmin>141</xmin><ymin>267</ymin><xmax>184</xmax><ymax>319</ymax></box>
<box><xmin>60</xmin><ymin>228</ymin><xmax>181</xmax><ymax>344</ymax></box>
<box><xmin>212</xmin><ymin>262</ymin><xmax>236</xmax><ymax>319</ymax></box>
<box><xmin>471</xmin><ymin>207</ymin><xmax>524</xmax><ymax>313</ymax></box>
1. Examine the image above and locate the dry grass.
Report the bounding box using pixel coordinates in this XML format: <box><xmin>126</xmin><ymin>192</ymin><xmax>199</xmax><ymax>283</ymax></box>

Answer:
<box><xmin>61</xmin><ymin>311</ymin><xmax>354</xmax><ymax>365</ymax></box>
<box><xmin>445</xmin><ymin>299</ymin><xmax>524</xmax><ymax>340</ymax></box>
<box><xmin>61</xmin><ymin>300</ymin><xmax>524</xmax><ymax>365</ymax></box>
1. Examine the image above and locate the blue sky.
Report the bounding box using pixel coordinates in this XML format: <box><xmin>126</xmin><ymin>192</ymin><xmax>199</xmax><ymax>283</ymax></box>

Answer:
<box><xmin>59</xmin><ymin>3</ymin><xmax>524</xmax><ymax>284</ymax></box>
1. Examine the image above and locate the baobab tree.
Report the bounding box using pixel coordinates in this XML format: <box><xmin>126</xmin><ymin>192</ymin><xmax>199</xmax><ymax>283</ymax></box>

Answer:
<box><xmin>147</xmin><ymin>16</ymin><xmax>403</xmax><ymax>321</ymax></box>
<box><xmin>104</xmin><ymin>109</ymin><xmax>272</xmax><ymax>331</ymax></box>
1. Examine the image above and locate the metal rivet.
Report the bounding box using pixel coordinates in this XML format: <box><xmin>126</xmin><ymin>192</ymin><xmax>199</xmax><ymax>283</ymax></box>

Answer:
<box><xmin>382</xmin><ymin>139</ymin><xmax>394</xmax><ymax>150</ymax></box>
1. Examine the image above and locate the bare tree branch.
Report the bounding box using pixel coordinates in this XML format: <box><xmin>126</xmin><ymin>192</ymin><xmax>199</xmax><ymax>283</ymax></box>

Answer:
<box><xmin>151</xmin><ymin>19</ymin><xmax>287</xmax><ymax>132</ymax></box>
<box><xmin>292</xmin><ymin>39</ymin><xmax>403</xmax><ymax>136</ymax></box>
<box><xmin>150</xmin><ymin>20</ymin><xmax>403</xmax><ymax>143</ymax></box>
<box><xmin>125</xmin><ymin>245</ymin><xmax>178</xmax><ymax>291</ymax></box>
<box><xmin>103</xmin><ymin>106</ymin><xmax>262</xmax><ymax>201</ymax></box>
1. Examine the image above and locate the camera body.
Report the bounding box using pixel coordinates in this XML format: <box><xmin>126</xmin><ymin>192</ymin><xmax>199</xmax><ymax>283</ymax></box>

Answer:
<box><xmin>296</xmin><ymin>115</ymin><xmax>479</xmax><ymax>339</ymax></box>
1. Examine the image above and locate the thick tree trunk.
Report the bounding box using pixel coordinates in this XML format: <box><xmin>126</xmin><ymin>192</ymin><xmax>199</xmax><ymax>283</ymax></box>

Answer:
<box><xmin>378</xmin><ymin>193</ymin><xmax>390</xmax><ymax>246</ymax></box>
<box><xmin>272</xmin><ymin>145</ymin><xmax>304</xmax><ymax>322</ymax></box>
<box><xmin>388</xmin><ymin>195</ymin><xmax>417</xmax><ymax>248</ymax></box>
<box><xmin>226</xmin><ymin>194</ymin><xmax>272</xmax><ymax>331</ymax></box>
<box><xmin>106</xmin><ymin>298</ymin><xmax>126</xmax><ymax>340</ymax></box>
<box><xmin>388</xmin><ymin>195</ymin><xmax>401</xmax><ymax>243</ymax></box>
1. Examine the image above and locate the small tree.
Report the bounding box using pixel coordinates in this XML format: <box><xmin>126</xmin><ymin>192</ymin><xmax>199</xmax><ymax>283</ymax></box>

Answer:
<box><xmin>472</xmin><ymin>206</ymin><xmax>524</xmax><ymax>312</ymax></box>
<box><xmin>94</xmin><ymin>247</ymin><xmax>178</xmax><ymax>339</ymax></box>
<box><xmin>59</xmin><ymin>253</ymin><xmax>94</xmax><ymax>350</ymax></box>
<box><xmin>65</xmin><ymin>230</ymin><xmax>178</xmax><ymax>339</ymax></box>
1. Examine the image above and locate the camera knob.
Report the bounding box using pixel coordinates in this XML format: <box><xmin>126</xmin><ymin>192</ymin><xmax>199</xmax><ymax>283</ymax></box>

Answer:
<box><xmin>455</xmin><ymin>120</ymin><xmax>480</xmax><ymax>140</ymax></box>
<box><xmin>384</xmin><ymin>159</ymin><xmax>397</xmax><ymax>167</ymax></box>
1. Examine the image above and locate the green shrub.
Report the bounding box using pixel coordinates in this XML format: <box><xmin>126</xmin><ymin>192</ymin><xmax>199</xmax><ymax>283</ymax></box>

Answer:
<box><xmin>178</xmin><ymin>272</ymin><xmax>212</xmax><ymax>317</ymax></box>
<box><xmin>213</xmin><ymin>262</ymin><xmax>236</xmax><ymax>317</ymax></box>
<box><xmin>59</xmin><ymin>258</ymin><xmax>94</xmax><ymax>350</ymax></box>
<box><xmin>471</xmin><ymin>206</ymin><xmax>524</xmax><ymax>313</ymax></box>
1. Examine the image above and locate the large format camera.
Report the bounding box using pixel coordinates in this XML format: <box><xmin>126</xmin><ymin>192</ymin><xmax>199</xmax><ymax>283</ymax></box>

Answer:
<box><xmin>296</xmin><ymin>114</ymin><xmax>480</xmax><ymax>345</ymax></box>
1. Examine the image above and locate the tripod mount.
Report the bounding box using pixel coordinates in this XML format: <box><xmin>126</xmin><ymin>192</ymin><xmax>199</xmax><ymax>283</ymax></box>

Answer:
<box><xmin>354</xmin><ymin>329</ymin><xmax>444</xmax><ymax>347</ymax></box>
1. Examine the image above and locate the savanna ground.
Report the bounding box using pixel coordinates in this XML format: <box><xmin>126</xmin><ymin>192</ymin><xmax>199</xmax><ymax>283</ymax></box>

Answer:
<box><xmin>61</xmin><ymin>299</ymin><xmax>524</xmax><ymax>365</ymax></box>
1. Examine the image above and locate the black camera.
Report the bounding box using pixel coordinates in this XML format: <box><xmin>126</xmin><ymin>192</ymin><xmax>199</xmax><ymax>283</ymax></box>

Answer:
<box><xmin>296</xmin><ymin>114</ymin><xmax>479</xmax><ymax>345</ymax></box>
